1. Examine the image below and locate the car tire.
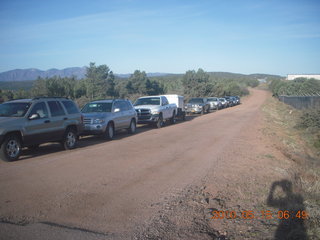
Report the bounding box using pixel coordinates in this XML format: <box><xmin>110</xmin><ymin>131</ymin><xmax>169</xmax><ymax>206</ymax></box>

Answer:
<box><xmin>104</xmin><ymin>122</ymin><xmax>115</xmax><ymax>140</ymax></box>
<box><xmin>0</xmin><ymin>134</ymin><xmax>22</xmax><ymax>161</ymax></box>
<box><xmin>170</xmin><ymin>111</ymin><xmax>176</xmax><ymax>124</ymax></box>
<box><xmin>206</xmin><ymin>107</ymin><xmax>210</xmax><ymax>113</ymax></box>
<box><xmin>62</xmin><ymin>128</ymin><xmax>77</xmax><ymax>150</ymax></box>
<box><xmin>182</xmin><ymin>112</ymin><xmax>186</xmax><ymax>121</ymax></box>
<box><xmin>201</xmin><ymin>109</ymin><xmax>205</xmax><ymax>115</ymax></box>
<box><xmin>156</xmin><ymin>115</ymin><xmax>164</xmax><ymax>128</ymax></box>
<box><xmin>127</xmin><ymin>119</ymin><xmax>136</xmax><ymax>134</ymax></box>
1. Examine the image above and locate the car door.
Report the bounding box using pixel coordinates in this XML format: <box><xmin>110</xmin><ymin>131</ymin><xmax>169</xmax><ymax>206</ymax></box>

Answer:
<box><xmin>161</xmin><ymin>96</ymin><xmax>170</xmax><ymax>119</ymax></box>
<box><xmin>112</xmin><ymin>101</ymin><xmax>125</xmax><ymax>130</ymax></box>
<box><xmin>24</xmin><ymin>101</ymin><xmax>55</xmax><ymax>144</ymax></box>
<box><xmin>47</xmin><ymin>100</ymin><xmax>67</xmax><ymax>140</ymax></box>
<box><xmin>121</xmin><ymin>101</ymin><xmax>132</xmax><ymax>128</ymax></box>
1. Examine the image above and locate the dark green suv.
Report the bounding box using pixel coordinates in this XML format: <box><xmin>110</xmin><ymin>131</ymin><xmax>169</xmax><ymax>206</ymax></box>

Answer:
<box><xmin>0</xmin><ymin>97</ymin><xmax>83</xmax><ymax>161</ymax></box>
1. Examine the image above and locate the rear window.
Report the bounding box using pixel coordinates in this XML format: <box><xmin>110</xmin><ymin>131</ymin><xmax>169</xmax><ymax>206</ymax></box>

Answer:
<box><xmin>48</xmin><ymin>101</ymin><xmax>65</xmax><ymax>117</ymax></box>
<box><xmin>62</xmin><ymin>100</ymin><xmax>79</xmax><ymax>114</ymax></box>
<box><xmin>134</xmin><ymin>97</ymin><xmax>161</xmax><ymax>106</ymax></box>
<box><xmin>125</xmin><ymin>101</ymin><xmax>134</xmax><ymax>110</ymax></box>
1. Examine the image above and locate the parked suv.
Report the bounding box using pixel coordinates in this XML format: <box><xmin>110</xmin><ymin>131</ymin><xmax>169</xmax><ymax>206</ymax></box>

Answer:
<box><xmin>0</xmin><ymin>97</ymin><xmax>83</xmax><ymax>161</ymax></box>
<box><xmin>207</xmin><ymin>97</ymin><xmax>222</xmax><ymax>110</ymax></box>
<box><xmin>234</xmin><ymin>96</ymin><xmax>240</xmax><ymax>105</ymax></box>
<box><xmin>81</xmin><ymin>99</ymin><xmax>137</xmax><ymax>139</ymax></box>
<box><xmin>224</xmin><ymin>96</ymin><xmax>234</xmax><ymax>107</ymax></box>
<box><xmin>219</xmin><ymin>98</ymin><xmax>228</xmax><ymax>108</ymax></box>
<box><xmin>185</xmin><ymin>98</ymin><xmax>210</xmax><ymax>114</ymax></box>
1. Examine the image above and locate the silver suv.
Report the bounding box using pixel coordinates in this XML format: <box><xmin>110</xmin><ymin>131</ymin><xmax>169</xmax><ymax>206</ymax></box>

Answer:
<box><xmin>0</xmin><ymin>97</ymin><xmax>83</xmax><ymax>161</ymax></box>
<box><xmin>207</xmin><ymin>97</ymin><xmax>222</xmax><ymax>110</ymax></box>
<box><xmin>81</xmin><ymin>99</ymin><xmax>137</xmax><ymax>140</ymax></box>
<box><xmin>185</xmin><ymin>98</ymin><xmax>211</xmax><ymax>114</ymax></box>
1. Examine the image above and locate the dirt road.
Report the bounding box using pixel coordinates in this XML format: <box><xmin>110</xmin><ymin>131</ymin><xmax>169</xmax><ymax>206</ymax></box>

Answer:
<box><xmin>0</xmin><ymin>89</ymin><xmax>279</xmax><ymax>239</ymax></box>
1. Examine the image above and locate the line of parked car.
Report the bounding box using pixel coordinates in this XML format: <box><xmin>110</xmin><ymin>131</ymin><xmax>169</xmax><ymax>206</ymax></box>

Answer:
<box><xmin>0</xmin><ymin>95</ymin><xmax>240</xmax><ymax>162</ymax></box>
<box><xmin>185</xmin><ymin>96</ymin><xmax>240</xmax><ymax>114</ymax></box>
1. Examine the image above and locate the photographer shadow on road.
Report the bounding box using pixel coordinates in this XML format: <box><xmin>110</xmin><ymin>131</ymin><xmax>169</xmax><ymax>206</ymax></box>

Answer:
<box><xmin>267</xmin><ymin>179</ymin><xmax>307</xmax><ymax>240</ymax></box>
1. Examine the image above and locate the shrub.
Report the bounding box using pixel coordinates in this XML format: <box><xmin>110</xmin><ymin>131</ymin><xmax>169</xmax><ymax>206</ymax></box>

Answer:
<box><xmin>299</xmin><ymin>109</ymin><xmax>320</xmax><ymax>129</ymax></box>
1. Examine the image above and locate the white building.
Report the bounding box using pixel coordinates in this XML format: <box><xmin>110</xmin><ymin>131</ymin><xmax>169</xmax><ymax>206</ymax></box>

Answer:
<box><xmin>287</xmin><ymin>74</ymin><xmax>320</xmax><ymax>80</ymax></box>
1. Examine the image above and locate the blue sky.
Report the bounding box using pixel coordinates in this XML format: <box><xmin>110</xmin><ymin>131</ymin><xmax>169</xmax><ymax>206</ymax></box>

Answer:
<box><xmin>0</xmin><ymin>0</ymin><xmax>319</xmax><ymax>76</ymax></box>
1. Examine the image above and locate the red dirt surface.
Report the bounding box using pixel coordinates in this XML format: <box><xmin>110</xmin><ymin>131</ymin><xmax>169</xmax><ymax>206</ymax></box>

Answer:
<box><xmin>0</xmin><ymin>89</ymin><xmax>297</xmax><ymax>239</ymax></box>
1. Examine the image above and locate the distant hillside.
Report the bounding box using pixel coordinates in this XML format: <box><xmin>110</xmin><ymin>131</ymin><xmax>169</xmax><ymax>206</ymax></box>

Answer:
<box><xmin>0</xmin><ymin>68</ymin><xmax>171</xmax><ymax>82</ymax></box>
<box><xmin>208</xmin><ymin>72</ymin><xmax>282</xmax><ymax>80</ymax></box>
<box><xmin>150</xmin><ymin>72</ymin><xmax>282</xmax><ymax>81</ymax></box>
<box><xmin>0</xmin><ymin>67</ymin><xmax>87</xmax><ymax>82</ymax></box>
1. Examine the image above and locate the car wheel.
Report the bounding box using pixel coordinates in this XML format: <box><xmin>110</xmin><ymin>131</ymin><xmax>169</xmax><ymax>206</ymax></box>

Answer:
<box><xmin>0</xmin><ymin>134</ymin><xmax>22</xmax><ymax>161</ymax></box>
<box><xmin>104</xmin><ymin>122</ymin><xmax>115</xmax><ymax>140</ymax></box>
<box><xmin>128</xmin><ymin>119</ymin><xmax>136</xmax><ymax>134</ymax></box>
<box><xmin>182</xmin><ymin>112</ymin><xmax>186</xmax><ymax>121</ymax></box>
<box><xmin>201</xmin><ymin>109</ymin><xmax>205</xmax><ymax>115</ymax></box>
<box><xmin>62</xmin><ymin>128</ymin><xmax>77</xmax><ymax>150</ymax></box>
<box><xmin>170</xmin><ymin>111</ymin><xmax>176</xmax><ymax>124</ymax></box>
<box><xmin>156</xmin><ymin>115</ymin><xmax>164</xmax><ymax>128</ymax></box>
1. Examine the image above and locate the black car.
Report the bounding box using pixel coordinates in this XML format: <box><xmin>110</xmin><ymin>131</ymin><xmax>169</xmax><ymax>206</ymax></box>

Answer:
<box><xmin>234</xmin><ymin>96</ymin><xmax>240</xmax><ymax>105</ymax></box>
<box><xmin>224</xmin><ymin>96</ymin><xmax>234</xmax><ymax>107</ymax></box>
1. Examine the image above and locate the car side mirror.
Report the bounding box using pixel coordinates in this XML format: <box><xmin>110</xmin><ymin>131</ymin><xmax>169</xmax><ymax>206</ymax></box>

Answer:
<box><xmin>29</xmin><ymin>113</ymin><xmax>40</xmax><ymax>120</ymax></box>
<box><xmin>114</xmin><ymin>108</ymin><xmax>120</xmax><ymax>113</ymax></box>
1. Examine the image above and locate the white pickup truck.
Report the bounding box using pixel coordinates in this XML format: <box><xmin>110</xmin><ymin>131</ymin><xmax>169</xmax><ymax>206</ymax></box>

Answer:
<box><xmin>134</xmin><ymin>95</ymin><xmax>177</xmax><ymax>128</ymax></box>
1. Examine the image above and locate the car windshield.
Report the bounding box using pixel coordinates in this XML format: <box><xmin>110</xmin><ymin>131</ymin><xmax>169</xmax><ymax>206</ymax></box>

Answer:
<box><xmin>207</xmin><ymin>98</ymin><xmax>218</xmax><ymax>101</ymax></box>
<box><xmin>0</xmin><ymin>102</ymin><xmax>31</xmax><ymax>117</ymax></box>
<box><xmin>134</xmin><ymin>97</ymin><xmax>160</xmax><ymax>106</ymax></box>
<box><xmin>188</xmin><ymin>98</ymin><xmax>204</xmax><ymax>104</ymax></box>
<box><xmin>219</xmin><ymin>98</ymin><xmax>225</xmax><ymax>101</ymax></box>
<box><xmin>81</xmin><ymin>102</ymin><xmax>112</xmax><ymax>113</ymax></box>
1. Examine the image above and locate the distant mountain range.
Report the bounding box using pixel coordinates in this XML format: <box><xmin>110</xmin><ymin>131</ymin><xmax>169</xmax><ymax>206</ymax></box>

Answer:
<box><xmin>0</xmin><ymin>67</ymin><xmax>171</xmax><ymax>82</ymax></box>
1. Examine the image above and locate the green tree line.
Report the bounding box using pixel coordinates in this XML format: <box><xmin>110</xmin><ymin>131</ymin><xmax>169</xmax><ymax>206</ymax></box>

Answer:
<box><xmin>0</xmin><ymin>63</ymin><xmax>261</xmax><ymax>105</ymax></box>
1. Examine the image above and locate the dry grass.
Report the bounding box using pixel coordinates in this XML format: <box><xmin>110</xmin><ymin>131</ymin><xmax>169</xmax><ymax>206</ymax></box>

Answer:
<box><xmin>262</xmin><ymin>96</ymin><xmax>320</xmax><ymax>239</ymax></box>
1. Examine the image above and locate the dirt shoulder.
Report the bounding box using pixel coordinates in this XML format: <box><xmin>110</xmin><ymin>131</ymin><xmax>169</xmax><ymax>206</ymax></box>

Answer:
<box><xmin>134</xmin><ymin>90</ymin><xmax>319</xmax><ymax>240</ymax></box>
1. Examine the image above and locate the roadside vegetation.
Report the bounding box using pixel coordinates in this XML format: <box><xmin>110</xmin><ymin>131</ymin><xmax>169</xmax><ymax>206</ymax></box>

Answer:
<box><xmin>268</xmin><ymin>77</ymin><xmax>320</xmax><ymax>151</ymax></box>
<box><xmin>298</xmin><ymin>109</ymin><xmax>320</xmax><ymax>150</ymax></box>
<box><xmin>0</xmin><ymin>62</ymin><xmax>265</xmax><ymax>106</ymax></box>
<box><xmin>269</xmin><ymin>78</ymin><xmax>320</xmax><ymax>96</ymax></box>
<box><xmin>262</xmin><ymin>96</ymin><xmax>320</xmax><ymax>239</ymax></box>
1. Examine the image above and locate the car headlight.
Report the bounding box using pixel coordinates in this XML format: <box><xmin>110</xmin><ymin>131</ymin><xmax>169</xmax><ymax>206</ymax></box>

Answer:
<box><xmin>151</xmin><ymin>110</ymin><xmax>160</xmax><ymax>115</ymax></box>
<box><xmin>93</xmin><ymin>118</ymin><xmax>105</xmax><ymax>124</ymax></box>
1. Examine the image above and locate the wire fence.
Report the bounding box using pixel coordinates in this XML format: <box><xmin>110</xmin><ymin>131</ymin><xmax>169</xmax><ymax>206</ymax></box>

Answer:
<box><xmin>278</xmin><ymin>95</ymin><xmax>320</xmax><ymax>110</ymax></box>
